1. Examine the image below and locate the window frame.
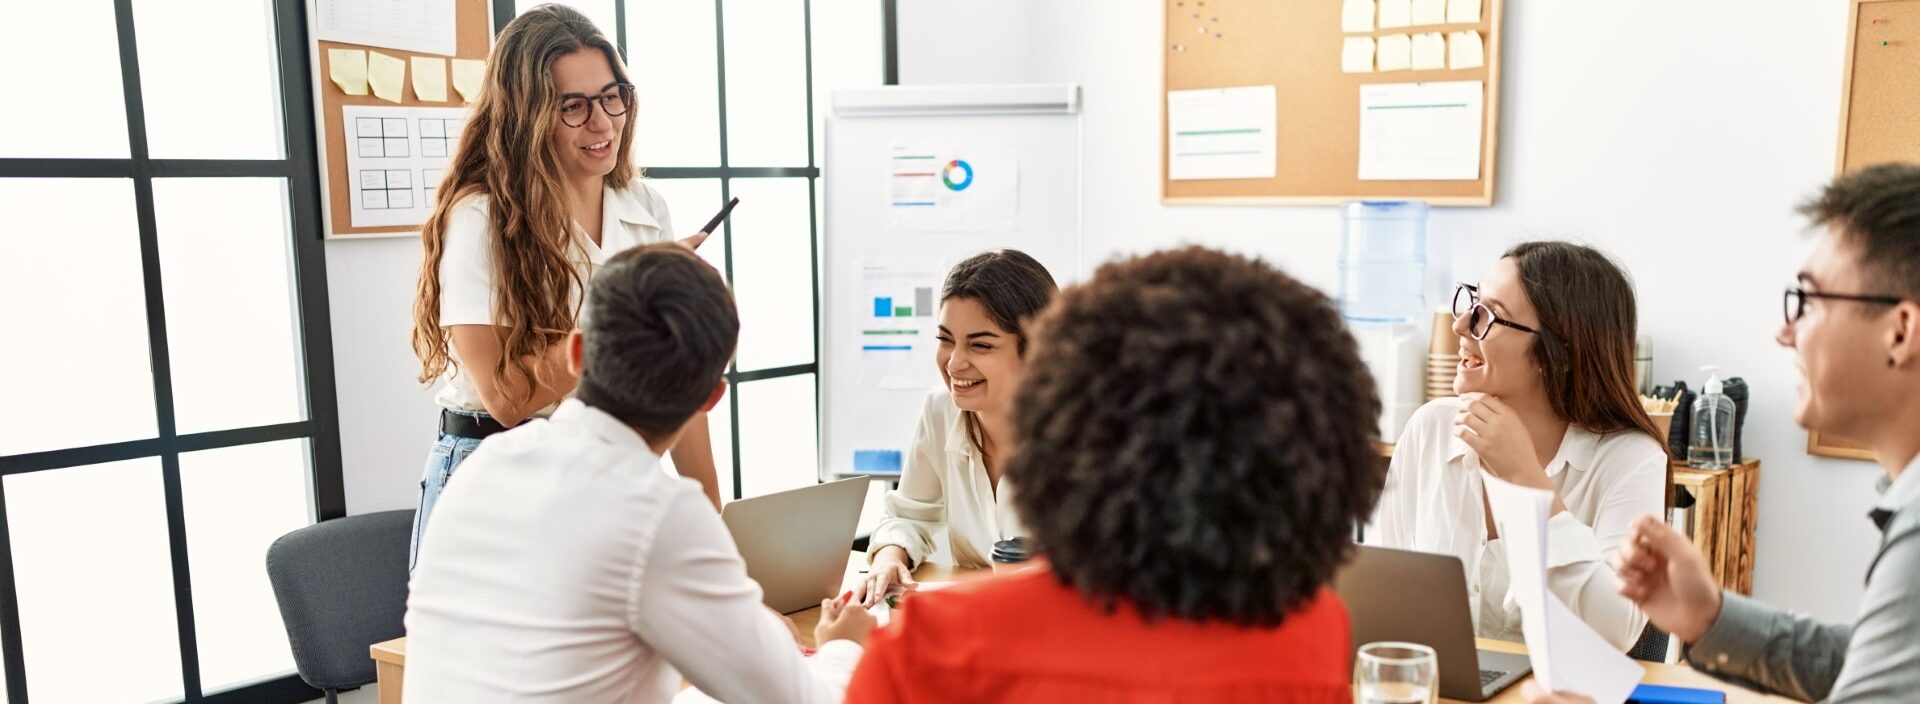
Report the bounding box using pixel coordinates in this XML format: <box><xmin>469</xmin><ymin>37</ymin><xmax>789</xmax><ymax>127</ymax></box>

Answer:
<box><xmin>0</xmin><ymin>0</ymin><xmax>345</xmax><ymax>702</ymax></box>
<box><xmin>497</xmin><ymin>0</ymin><xmax>894</xmax><ymax>500</ymax></box>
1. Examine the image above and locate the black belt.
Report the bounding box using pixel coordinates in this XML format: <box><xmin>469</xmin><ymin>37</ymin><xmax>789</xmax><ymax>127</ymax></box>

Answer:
<box><xmin>440</xmin><ymin>410</ymin><xmax>509</xmax><ymax>440</ymax></box>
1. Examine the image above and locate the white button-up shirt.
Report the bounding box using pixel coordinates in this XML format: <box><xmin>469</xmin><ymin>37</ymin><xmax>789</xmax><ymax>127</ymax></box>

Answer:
<box><xmin>434</xmin><ymin>180</ymin><xmax>676</xmax><ymax>413</ymax></box>
<box><xmin>868</xmin><ymin>388</ymin><xmax>1027</xmax><ymax>569</ymax></box>
<box><xmin>405</xmin><ymin>399</ymin><xmax>862</xmax><ymax>703</ymax></box>
<box><xmin>1365</xmin><ymin>397</ymin><xmax>1665</xmax><ymax>650</ymax></box>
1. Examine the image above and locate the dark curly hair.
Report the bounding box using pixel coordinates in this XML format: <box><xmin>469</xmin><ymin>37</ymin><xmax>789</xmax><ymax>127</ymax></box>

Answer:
<box><xmin>1006</xmin><ymin>246</ymin><xmax>1384</xmax><ymax>627</ymax></box>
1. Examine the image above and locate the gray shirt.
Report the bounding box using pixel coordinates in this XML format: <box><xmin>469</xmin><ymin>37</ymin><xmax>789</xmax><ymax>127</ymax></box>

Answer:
<box><xmin>1685</xmin><ymin>455</ymin><xmax>1920</xmax><ymax>702</ymax></box>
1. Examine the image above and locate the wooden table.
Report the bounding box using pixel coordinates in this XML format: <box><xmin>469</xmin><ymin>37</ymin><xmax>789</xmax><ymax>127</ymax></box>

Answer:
<box><xmin>368</xmin><ymin>636</ymin><xmax>405</xmax><ymax>704</ymax></box>
<box><xmin>371</xmin><ymin>553</ymin><xmax>1787</xmax><ymax>704</ymax></box>
<box><xmin>1468</xmin><ymin>638</ymin><xmax>1792</xmax><ymax>704</ymax></box>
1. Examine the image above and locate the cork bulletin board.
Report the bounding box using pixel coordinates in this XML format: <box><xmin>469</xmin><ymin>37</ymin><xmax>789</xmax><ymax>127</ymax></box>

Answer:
<box><xmin>309</xmin><ymin>0</ymin><xmax>493</xmax><ymax>238</ymax></box>
<box><xmin>1161</xmin><ymin>0</ymin><xmax>1505</xmax><ymax>205</ymax></box>
<box><xmin>1811</xmin><ymin>0</ymin><xmax>1920</xmax><ymax>460</ymax></box>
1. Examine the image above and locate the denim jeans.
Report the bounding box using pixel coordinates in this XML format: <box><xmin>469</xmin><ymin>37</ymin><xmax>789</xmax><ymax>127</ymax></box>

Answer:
<box><xmin>409</xmin><ymin>423</ymin><xmax>484</xmax><ymax>572</ymax></box>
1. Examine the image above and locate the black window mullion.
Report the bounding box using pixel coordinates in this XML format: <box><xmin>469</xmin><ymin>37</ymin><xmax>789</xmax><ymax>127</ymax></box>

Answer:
<box><xmin>803</xmin><ymin>0</ymin><xmax>823</xmax><ymax>486</ymax></box>
<box><xmin>493</xmin><ymin>0</ymin><xmax>516</xmax><ymax>34</ymax></box>
<box><xmin>0</xmin><ymin>477</ymin><xmax>28</xmax><ymax>703</ymax></box>
<box><xmin>882</xmin><ymin>0</ymin><xmax>899</xmax><ymax>85</ymax></box>
<box><xmin>614</xmin><ymin>0</ymin><xmax>629</xmax><ymax>61</ymax></box>
<box><xmin>641</xmin><ymin>166</ymin><xmax>817</xmax><ymax>179</ymax></box>
<box><xmin>713</xmin><ymin>0</ymin><xmax>744</xmax><ymax>501</ymax></box>
<box><xmin>274</xmin><ymin>0</ymin><xmax>346</xmax><ymax>524</ymax></box>
<box><xmin>110</xmin><ymin>0</ymin><xmax>204</xmax><ymax>698</ymax></box>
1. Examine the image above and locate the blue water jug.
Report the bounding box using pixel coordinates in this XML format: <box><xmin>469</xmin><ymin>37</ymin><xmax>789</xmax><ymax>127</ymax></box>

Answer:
<box><xmin>1339</xmin><ymin>201</ymin><xmax>1429</xmax><ymax>323</ymax></box>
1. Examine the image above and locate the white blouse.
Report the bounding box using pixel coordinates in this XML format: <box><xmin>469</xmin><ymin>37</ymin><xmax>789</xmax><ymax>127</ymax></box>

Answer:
<box><xmin>868</xmin><ymin>388</ymin><xmax>1027</xmax><ymax>569</ymax></box>
<box><xmin>1365</xmin><ymin>397</ymin><xmax>1666</xmax><ymax>650</ymax></box>
<box><xmin>433</xmin><ymin>180</ymin><xmax>676</xmax><ymax>414</ymax></box>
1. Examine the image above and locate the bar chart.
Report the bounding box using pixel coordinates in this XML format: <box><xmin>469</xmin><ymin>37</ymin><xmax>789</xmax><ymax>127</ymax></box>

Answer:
<box><xmin>871</xmin><ymin>287</ymin><xmax>935</xmax><ymax>318</ymax></box>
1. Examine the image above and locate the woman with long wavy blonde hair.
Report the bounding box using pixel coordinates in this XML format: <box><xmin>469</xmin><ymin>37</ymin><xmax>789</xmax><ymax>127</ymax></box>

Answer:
<box><xmin>408</xmin><ymin>4</ymin><xmax>720</xmax><ymax>567</ymax></box>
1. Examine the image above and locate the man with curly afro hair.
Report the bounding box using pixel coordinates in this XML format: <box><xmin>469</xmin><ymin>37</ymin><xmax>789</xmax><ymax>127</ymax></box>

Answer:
<box><xmin>844</xmin><ymin>246</ymin><xmax>1386</xmax><ymax>703</ymax></box>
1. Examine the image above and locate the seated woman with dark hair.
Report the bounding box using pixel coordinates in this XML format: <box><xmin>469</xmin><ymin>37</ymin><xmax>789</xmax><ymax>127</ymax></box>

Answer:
<box><xmin>842</xmin><ymin>246</ymin><xmax>1386</xmax><ymax>703</ymax></box>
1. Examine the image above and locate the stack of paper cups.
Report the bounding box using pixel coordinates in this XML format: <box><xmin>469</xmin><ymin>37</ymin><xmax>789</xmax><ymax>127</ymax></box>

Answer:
<box><xmin>1427</xmin><ymin>311</ymin><xmax>1459</xmax><ymax>401</ymax></box>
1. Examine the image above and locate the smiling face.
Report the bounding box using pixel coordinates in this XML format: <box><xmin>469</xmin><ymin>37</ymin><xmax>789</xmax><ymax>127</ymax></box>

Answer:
<box><xmin>1454</xmin><ymin>258</ymin><xmax>1547</xmax><ymax>404</ymax></box>
<box><xmin>1778</xmin><ymin>228</ymin><xmax>1899</xmax><ymax>438</ymax></box>
<box><xmin>548</xmin><ymin>47</ymin><xmax>625</xmax><ymax>184</ymax></box>
<box><xmin>937</xmin><ymin>297</ymin><xmax>1026</xmax><ymax>418</ymax></box>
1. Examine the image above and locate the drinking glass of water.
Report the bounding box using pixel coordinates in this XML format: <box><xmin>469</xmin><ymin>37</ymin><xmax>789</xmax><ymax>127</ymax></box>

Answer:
<box><xmin>1355</xmin><ymin>641</ymin><xmax>1437</xmax><ymax>704</ymax></box>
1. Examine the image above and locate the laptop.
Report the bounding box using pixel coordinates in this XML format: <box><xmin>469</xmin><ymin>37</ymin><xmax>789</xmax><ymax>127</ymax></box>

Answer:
<box><xmin>721</xmin><ymin>477</ymin><xmax>870</xmax><ymax>614</ymax></box>
<box><xmin>1334</xmin><ymin>545</ymin><xmax>1532</xmax><ymax>701</ymax></box>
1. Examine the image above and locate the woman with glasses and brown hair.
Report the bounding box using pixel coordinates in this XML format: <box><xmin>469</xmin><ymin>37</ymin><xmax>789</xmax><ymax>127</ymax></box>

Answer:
<box><xmin>1366</xmin><ymin>241</ymin><xmax>1667</xmax><ymax>651</ymax></box>
<box><xmin>407</xmin><ymin>4</ymin><xmax>720</xmax><ymax>568</ymax></box>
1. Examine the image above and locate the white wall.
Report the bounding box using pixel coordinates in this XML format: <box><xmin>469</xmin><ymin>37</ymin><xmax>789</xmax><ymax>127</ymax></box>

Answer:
<box><xmin>325</xmin><ymin>237</ymin><xmax>442</xmax><ymax>515</ymax></box>
<box><xmin>899</xmin><ymin>1</ymin><xmax>1885</xmax><ymax>623</ymax></box>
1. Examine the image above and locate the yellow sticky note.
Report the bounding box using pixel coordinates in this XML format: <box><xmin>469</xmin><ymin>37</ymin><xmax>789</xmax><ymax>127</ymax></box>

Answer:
<box><xmin>368</xmin><ymin>51</ymin><xmax>406</xmax><ymax>103</ymax></box>
<box><xmin>1342</xmin><ymin>37</ymin><xmax>1376</xmax><ymax>73</ymax></box>
<box><xmin>1376</xmin><ymin>33</ymin><xmax>1413</xmax><ymax>72</ymax></box>
<box><xmin>1447</xmin><ymin>0</ymin><xmax>1482</xmax><ymax>24</ymax></box>
<box><xmin>1412</xmin><ymin>0</ymin><xmax>1446</xmax><ymax>26</ymax></box>
<box><xmin>1448</xmin><ymin>30</ymin><xmax>1484</xmax><ymax>70</ymax></box>
<box><xmin>1411</xmin><ymin>32</ymin><xmax>1446</xmax><ymax>70</ymax></box>
<box><xmin>411</xmin><ymin>56</ymin><xmax>448</xmax><ymax>102</ymax></box>
<box><xmin>451</xmin><ymin>59</ymin><xmax>486</xmax><ymax>103</ymax></box>
<box><xmin>1378</xmin><ymin>0</ymin><xmax>1412</xmax><ymax>29</ymax></box>
<box><xmin>327</xmin><ymin>48</ymin><xmax>368</xmax><ymax>96</ymax></box>
<box><xmin>1341</xmin><ymin>0</ymin><xmax>1375</xmax><ymax>32</ymax></box>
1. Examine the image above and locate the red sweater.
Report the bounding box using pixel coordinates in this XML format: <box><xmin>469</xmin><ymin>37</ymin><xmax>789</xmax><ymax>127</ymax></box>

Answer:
<box><xmin>844</xmin><ymin>567</ymin><xmax>1352</xmax><ymax>703</ymax></box>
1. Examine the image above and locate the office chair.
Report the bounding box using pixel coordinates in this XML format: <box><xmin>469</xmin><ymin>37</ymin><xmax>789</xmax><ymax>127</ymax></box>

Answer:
<box><xmin>266</xmin><ymin>510</ymin><xmax>413</xmax><ymax>704</ymax></box>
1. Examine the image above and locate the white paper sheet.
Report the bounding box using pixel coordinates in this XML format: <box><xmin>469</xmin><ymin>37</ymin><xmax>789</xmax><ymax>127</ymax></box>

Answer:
<box><xmin>1412</xmin><ymin>0</ymin><xmax>1448</xmax><ymax>26</ymax></box>
<box><xmin>855</xmin><ymin>258</ymin><xmax>942</xmax><ymax>390</ymax></box>
<box><xmin>887</xmin><ymin>141</ymin><xmax>1018</xmax><ymax>231</ymax></box>
<box><xmin>1377</xmin><ymin>34</ymin><xmax>1413</xmax><ymax>72</ymax></box>
<box><xmin>342</xmin><ymin>105</ymin><xmax>466</xmax><ymax>227</ymax></box>
<box><xmin>1343</xmin><ymin>37</ymin><xmax>1377</xmax><ymax>73</ymax></box>
<box><xmin>1378</xmin><ymin>0</ymin><xmax>1412</xmax><ymax>28</ymax></box>
<box><xmin>1412</xmin><ymin>32</ymin><xmax>1447</xmax><ymax>69</ymax></box>
<box><xmin>316</xmin><ymin>0</ymin><xmax>457</xmax><ymax>57</ymax></box>
<box><xmin>1449</xmin><ymin>30</ymin><xmax>1486</xmax><ymax>70</ymax></box>
<box><xmin>1357</xmin><ymin>81</ymin><xmax>1483</xmax><ymax>181</ymax></box>
<box><xmin>1166</xmin><ymin>86</ymin><xmax>1277</xmax><ymax>180</ymax></box>
<box><xmin>1447</xmin><ymin>0</ymin><xmax>1483</xmax><ymax>24</ymax></box>
<box><xmin>1483</xmin><ymin>476</ymin><xmax>1643</xmax><ymax>704</ymax></box>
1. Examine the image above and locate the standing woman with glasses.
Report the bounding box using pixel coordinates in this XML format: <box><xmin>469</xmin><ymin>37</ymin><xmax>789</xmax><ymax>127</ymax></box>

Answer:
<box><xmin>409</xmin><ymin>4</ymin><xmax>721</xmax><ymax>568</ymax></box>
<box><xmin>1366</xmin><ymin>241</ymin><xmax>1667</xmax><ymax>651</ymax></box>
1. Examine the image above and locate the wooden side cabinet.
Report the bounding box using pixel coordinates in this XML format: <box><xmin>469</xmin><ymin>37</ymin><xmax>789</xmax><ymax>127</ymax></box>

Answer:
<box><xmin>1671</xmin><ymin>460</ymin><xmax>1761</xmax><ymax>595</ymax></box>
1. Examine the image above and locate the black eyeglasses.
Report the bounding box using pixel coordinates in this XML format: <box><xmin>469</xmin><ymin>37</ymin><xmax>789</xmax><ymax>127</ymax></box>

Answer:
<box><xmin>558</xmin><ymin>83</ymin><xmax>635</xmax><ymax>127</ymax></box>
<box><xmin>1783</xmin><ymin>287</ymin><xmax>1904</xmax><ymax>324</ymax></box>
<box><xmin>1453</xmin><ymin>283</ymin><xmax>1539</xmax><ymax>340</ymax></box>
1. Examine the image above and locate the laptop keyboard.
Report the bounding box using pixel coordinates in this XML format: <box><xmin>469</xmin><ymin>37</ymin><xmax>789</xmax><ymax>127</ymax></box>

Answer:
<box><xmin>1479</xmin><ymin>669</ymin><xmax>1506</xmax><ymax>686</ymax></box>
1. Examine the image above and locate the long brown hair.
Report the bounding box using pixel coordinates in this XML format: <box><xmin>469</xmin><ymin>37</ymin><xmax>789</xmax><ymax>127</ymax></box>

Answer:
<box><xmin>411</xmin><ymin>4</ymin><xmax>638</xmax><ymax>402</ymax></box>
<box><xmin>940</xmin><ymin>250</ymin><xmax>1058</xmax><ymax>463</ymax></box>
<box><xmin>1504</xmin><ymin>241</ymin><xmax>1662</xmax><ymax>445</ymax></box>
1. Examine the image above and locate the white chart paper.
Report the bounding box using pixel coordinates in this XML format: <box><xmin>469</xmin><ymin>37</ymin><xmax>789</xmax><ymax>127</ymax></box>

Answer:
<box><xmin>1357</xmin><ymin>81</ymin><xmax>1483</xmax><ymax>181</ymax></box>
<box><xmin>887</xmin><ymin>141</ymin><xmax>1018</xmax><ymax>232</ymax></box>
<box><xmin>317</xmin><ymin>0</ymin><xmax>457</xmax><ymax>57</ymax></box>
<box><xmin>854</xmin><ymin>258</ymin><xmax>942</xmax><ymax>390</ymax></box>
<box><xmin>1166</xmin><ymin>86</ymin><xmax>1277</xmax><ymax>180</ymax></box>
<box><xmin>342</xmin><ymin>105</ymin><xmax>465</xmax><ymax>227</ymax></box>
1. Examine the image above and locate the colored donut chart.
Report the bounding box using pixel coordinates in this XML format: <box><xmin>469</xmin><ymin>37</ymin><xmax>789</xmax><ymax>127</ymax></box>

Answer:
<box><xmin>942</xmin><ymin>159</ymin><xmax>974</xmax><ymax>191</ymax></box>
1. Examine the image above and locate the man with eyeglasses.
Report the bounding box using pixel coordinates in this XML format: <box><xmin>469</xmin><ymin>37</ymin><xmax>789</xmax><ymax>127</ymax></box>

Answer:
<box><xmin>1528</xmin><ymin>163</ymin><xmax>1920</xmax><ymax>703</ymax></box>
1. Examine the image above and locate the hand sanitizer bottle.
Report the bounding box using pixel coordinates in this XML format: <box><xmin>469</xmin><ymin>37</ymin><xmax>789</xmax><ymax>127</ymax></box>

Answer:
<box><xmin>1687</xmin><ymin>365</ymin><xmax>1736</xmax><ymax>470</ymax></box>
